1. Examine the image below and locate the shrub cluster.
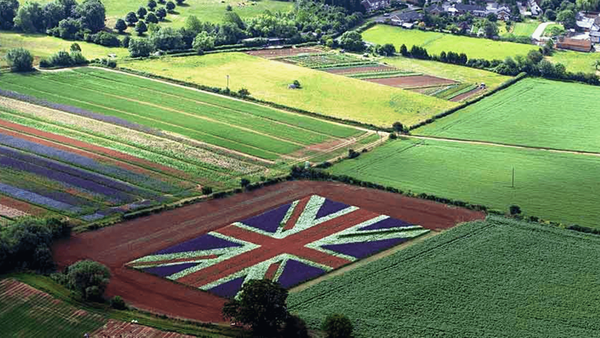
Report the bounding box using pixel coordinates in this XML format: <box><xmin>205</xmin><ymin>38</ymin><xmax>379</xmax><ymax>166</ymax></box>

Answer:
<box><xmin>39</xmin><ymin>50</ymin><xmax>88</xmax><ymax>68</ymax></box>
<box><xmin>0</xmin><ymin>217</ymin><xmax>71</xmax><ymax>274</ymax></box>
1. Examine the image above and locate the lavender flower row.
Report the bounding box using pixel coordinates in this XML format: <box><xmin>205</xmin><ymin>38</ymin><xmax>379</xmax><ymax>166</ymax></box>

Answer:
<box><xmin>0</xmin><ymin>88</ymin><xmax>158</xmax><ymax>135</ymax></box>
<box><xmin>0</xmin><ymin>182</ymin><xmax>81</xmax><ymax>213</ymax></box>
<box><xmin>0</xmin><ymin>154</ymin><xmax>135</xmax><ymax>204</ymax></box>
<box><xmin>0</xmin><ymin>135</ymin><xmax>162</xmax><ymax>197</ymax></box>
<box><xmin>156</xmin><ymin>234</ymin><xmax>242</xmax><ymax>255</ymax></box>
<box><xmin>276</xmin><ymin>259</ymin><xmax>325</xmax><ymax>289</ymax></box>
<box><xmin>239</xmin><ymin>203</ymin><xmax>292</xmax><ymax>233</ymax></box>
<box><xmin>322</xmin><ymin>237</ymin><xmax>407</xmax><ymax>259</ymax></box>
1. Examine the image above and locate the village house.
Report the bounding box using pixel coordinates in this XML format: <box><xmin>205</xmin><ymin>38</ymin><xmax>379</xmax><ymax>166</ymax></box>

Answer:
<box><xmin>556</xmin><ymin>36</ymin><xmax>593</xmax><ymax>52</ymax></box>
<box><xmin>361</xmin><ymin>0</ymin><xmax>391</xmax><ymax>12</ymax></box>
<box><xmin>425</xmin><ymin>1</ymin><xmax>513</xmax><ymax>21</ymax></box>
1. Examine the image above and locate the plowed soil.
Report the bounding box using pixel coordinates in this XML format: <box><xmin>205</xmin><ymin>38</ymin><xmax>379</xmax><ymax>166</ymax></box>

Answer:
<box><xmin>246</xmin><ymin>48</ymin><xmax>322</xmax><ymax>58</ymax></box>
<box><xmin>450</xmin><ymin>86</ymin><xmax>484</xmax><ymax>102</ymax></box>
<box><xmin>366</xmin><ymin>75</ymin><xmax>458</xmax><ymax>88</ymax></box>
<box><xmin>324</xmin><ymin>65</ymin><xmax>397</xmax><ymax>74</ymax></box>
<box><xmin>52</xmin><ymin>181</ymin><xmax>484</xmax><ymax>323</ymax></box>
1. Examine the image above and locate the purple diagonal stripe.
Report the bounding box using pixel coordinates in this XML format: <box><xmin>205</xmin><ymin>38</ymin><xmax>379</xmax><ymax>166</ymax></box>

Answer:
<box><xmin>359</xmin><ymin>217</ymin><xmax>414</xmax><ymax>231</ymax></box>
<box><xmin>277</xmin><ymin>259</ymin><xmax>326</xmax><ymax>289</ymax></box>
<box><xmin>239</xmin><ymin>203</ymin><xmax>291</xmax><ymax>233</ymax></box>
<box><xmin>208</xmin><ymin>276</ymin><xmax>246</xmax><ymax>298</ymax></box>
<box><xmin>143</xmin><ymin>262</ymin><xmax>198</xmax><ymax>278</ymax></box>
<box><xmin>156</xmin><ymin>234</ymin><xmax>242</xmax><ymax>255</ymax></box>
<box><xmin>322</xmin><ymin>238</ymin><xmax>408</xmax><ymax>259</ymax></box>
<box><xmin>315</xmin><ymin>199</ymin><xmax>350</xmax><ymax>219</ymax></box>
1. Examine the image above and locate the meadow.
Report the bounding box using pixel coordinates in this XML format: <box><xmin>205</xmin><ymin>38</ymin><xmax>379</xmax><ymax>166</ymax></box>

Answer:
<box><xmin>18</xmin><ymin>0</ymin><xmax>293</xmax><ymax>28</ymax></box>
<box><xmin>328</xmin><ymin>138</ymin><xmax>600</xmax><ymax>227</ymax></box>
<box><xmin>0</xmin><ymin>68</ymin><xmax>362</xmax><ymax>161</ymax></box>
<box><xmin>289</xmin><ymin>217</ymin><xmax>600</xmax><ymax>337</ymax></box>
<box><xmin>380</xmin><ymin>56</ymin><xmax>511</xmax><ymax>90</ymax></box>
<box><xmin>363</xmin><ymin>25</ymin><xmax>537</xmax><ymax>60</ymax></box>
<box><xmin>124</xmin><ymin>53</ymin><xmax>457</xmax><ymax>127</ymax></box>
<box><xmin>0</xmin><ymin>31</ymin><xmax>126</xmax><ymax>68</ymax></box>
<box><xmin>549</xmin><ymin>49</ymin><xmax>600</xmax><ymax>74</ymax></box>
<box><xmin>510</xmin><ymin>20</ymin><xmax>540</xmax><ymax>37</ymax></box>
<box><xmin>416</xmin><ymin>78</ymin><xmax>600</xmax><ymax>153</ymax></box>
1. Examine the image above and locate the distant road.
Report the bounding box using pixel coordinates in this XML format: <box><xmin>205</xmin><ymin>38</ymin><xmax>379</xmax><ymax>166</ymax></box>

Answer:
<box><xmin>532</xmin><ymin>21</ymin><xmax>554</xmax><ymax>40</ymax></box>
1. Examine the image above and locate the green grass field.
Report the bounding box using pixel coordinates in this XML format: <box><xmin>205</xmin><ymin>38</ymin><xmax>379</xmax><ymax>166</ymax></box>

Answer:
<box><xmin>380</xmin><ymin>56</ymin><xmax>511</xmax><ymax>90</ymax></box>
<box><xmin>328</xmin><ymin>138</ymin><xmax>600</xmax><ymax>227</ymax></box>
<box><xmin>542</xmin><ymin>23</ymin><xmax>564</xmax><ymax>36</ymax></box>
<box><xmin>289</xmin><ymin>216</ymin><xmax>600</xmax><ymax>337</ymax></box>
<box><xmin>0</xmin><ymin>31</ymin><xmax>126</xmax><ymax>67</ymax></box>
<box><xmin>19</xmin><ymin>0</ymin><xmax>293</xmax><ymax>28</ymax></box>
<box><xmin>549</xmin><ymin>50</ymin><xmax>600</xmax><ymax>74</ymax></box>
<box><xmin>0</xmin><ymin>68</ymin><xmax>363</xmax><ymax>161</ymax></box>
<box><xmin>363</xmin><ymin>25</ymin><xmax>537</xmax><ymax>60</ymax></box>
<box><xmin>510</xmin><ymin>20</ymin><xmax>540</xmax><ymax>37</ymax></box>
<box><xmin>416</xmin><ymin>78</ymin><xmax>600</xmax><ymax>153</ymax></box>
<box><xmin>123</xmin><ymin>53</ymin><xmax>457</xmax><ymax>127</ymax></box>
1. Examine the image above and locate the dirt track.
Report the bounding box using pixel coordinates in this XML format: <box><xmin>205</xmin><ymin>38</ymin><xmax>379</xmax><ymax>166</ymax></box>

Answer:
<box><xmin>324</xmin><ymin>65</ymin><xmax>397</xmax><ymax>74</ymax></box>
<box><xmin>52</xmin><ymin>181</ymin><xmax>484</xmax><ymax>323</ymax></box>
<box><xmin>366</xmin><ymin>75</ymin><xmax>457</xmax><ymax>88</ymax></box>
<box><xmin>246</xmin><ymin>48</ymin><xmax>322</xmax><ymax>58</ymax></box>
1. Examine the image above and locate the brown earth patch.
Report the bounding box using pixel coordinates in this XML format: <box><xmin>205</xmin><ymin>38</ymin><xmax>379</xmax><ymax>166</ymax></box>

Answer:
<box><xmin>92</xmin><ymin>319</ymin><xmax>195</xmax><ymax>338</ymax></box>
<box><xmin>0</xmin><ymin>195</ymin><xmax>48</xmax><ymax>216</ymax></box>
<box><xmin>52</xmin><ymin>181</ymin><xmax>485</xmax><ymax>323</ymax></box>
<box><xmin>289</xmin><ymin>138</ymin><xmax>350</xmax><ymax>158</ymax></box>
<box><xmin>324</xmin><ymin>65</ymin><xmax>397</xmax><ymax>75</ymax></box>
<box><xmin>246</xmin><ymin>47</ymin><xmax>322</xmax><ymax>58</ymax></box>
<box><xmin>366</xmin><ymin>75</ymin><xmax>458</xmax><ymax>88</ymax></box>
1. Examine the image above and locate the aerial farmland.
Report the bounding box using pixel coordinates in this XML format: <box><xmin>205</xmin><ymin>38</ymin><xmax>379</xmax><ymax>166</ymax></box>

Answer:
<box><xmin>1</xmin><ymin>0</ymin><xmax>600</xmax><ymax>336</ymax></box>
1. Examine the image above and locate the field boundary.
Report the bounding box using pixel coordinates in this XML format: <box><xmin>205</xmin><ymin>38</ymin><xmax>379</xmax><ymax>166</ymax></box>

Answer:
<box><xmin>408</xmin><ymin>135</ymin><xmax>600</xmax><ymax>157</ymax></box>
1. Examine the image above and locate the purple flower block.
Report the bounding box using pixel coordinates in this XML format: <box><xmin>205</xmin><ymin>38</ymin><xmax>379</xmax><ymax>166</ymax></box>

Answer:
<box><xmin>315</xmin><ymin>199</ymin><xmax>350</xmax><ymax>219</ymax></box>
<box><xmin>276</xmin><ymin>259</ymin><xmax>326</xmax><ymax>289</ymax></box>
<box><xmin>359</xmin><ymin>217</ymin><xmax>414</xmax><ymax>231</ymax></box>
<box><xmin>208</xmin><ymin>276</ymin><xmax>246</xmax><ymax>299</ymax></box>
<box><xmin>156</xmin><ymin>234</ymin><xmax>242</xmax><ymax>255</ymax></box>
<box><xmin>239</xmin><ymin>203</ymin><xmax>292</xmax><ymax>233</ymax></box>
<box><xmin>144</xmin><ymin>262</ymin><xmax>198</xmax><ymax>278</ymax></box>
<box><xmin>322</xmin><ymin>237</ymin><xmax>408</xmax><ymax>259</ymax></box>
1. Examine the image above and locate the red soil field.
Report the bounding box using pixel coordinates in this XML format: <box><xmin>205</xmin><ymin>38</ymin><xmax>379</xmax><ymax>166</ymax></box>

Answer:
<box><xmin>246</xmin><ymin>47</ymin><xmax>322</xmax><ymax>58</ymax></box>
<box><xmin>324</xmin><ymin>65</ymin><xmax>397</xmax><ymax>75</ymax></box>
<box><xmin>52</xmin><ymin>181</ymin><xmax>484</xmax><ymax>323</ymax></box>
<box><xmin>365</xmin><ymin>75</ymin><xmax>458</xmax><ymax>88</ymax></box>
<box><xmin>0</xmin><ymin>119</ymin><xmax>189</xmax><ymax>180</ymax></box>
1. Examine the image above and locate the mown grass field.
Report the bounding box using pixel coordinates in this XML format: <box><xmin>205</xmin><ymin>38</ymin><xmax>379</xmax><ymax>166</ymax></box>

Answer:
<box><xmin>510</xmin><ymin>20</ymin><xmax>539</xmax><ymax>37</ymax></box>
<box><xmin>289</xmin><ymin>217</ymin><xmax>600</xmax><ymax>337</ymax></box>
<box><xmin>380</xmin><ymin>56</ymin><xmax>511</xmax><ymax>90</ymax></box>
<box><xmin>549</xmin><ymin>50</ymin><xmax>599</xmax><ymax>74</ymax></box>
<box><xmin>416</xmin><ymin>78</ymin><xmax>600</xmax><ymax>153</ymax></box>
<box><xmin>0</xmin><ymin>31</ymin><xmax>126</xmax><ymax>68</ymax></box>
<box><xmin>328</xmin><ymin>138</ymin><xmax>600</xmax><ymax>227</ymax></box>
<box><xmin>19</xmin><ymin>0</ymin><xmax>293</xmax><ymax>28</ymax></box>
<box><xmin>124</xmin><ymin>53</ymin><xmax>457</xmax><ymax>127</ymax></box>
<box><xmin>363</xmin><ymin>25</ymin><xmax>537</xmax><ymax>60</ymax></box>
<box><xmin>0</xmin><ymin>68</ymin><xmax>363</xmax><ymax>161</ymax></box>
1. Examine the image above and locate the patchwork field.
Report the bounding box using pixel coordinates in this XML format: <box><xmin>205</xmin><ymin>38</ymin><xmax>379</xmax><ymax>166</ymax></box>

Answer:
<box><xmin>0</xmin><ymin>31</ymin><xmax>126</xmax><ymax>68</ymax></box>
<box><xmin>288</xmin><ymin>217</ymin><xmax>600</xmax><ymax>337</ymax></box>
<box><xmin>416</xmin><ymin>78</ymin><xmax>600</xmax><ymax>153</ymax></box>
<box><xmin>0</xmin><ymin>68</ymin><xmax>365</xmax><ymax>162</ymax></box>
<box><xmin>328</xmin><ymin>138</ymin><xmax>600</xmax><ymax>227</ymax></box>
<box><xmin>53</xmin><ymin>181</ymin><xmax>484</xmax><ymax>322</ymax></box>
<box><xmin>18</xmin><ymin>0</ymin><xmax>293</xmax><ymax>28</ymax></box>
<box><xmin>363</xmin><ymin>25</ymin><xmax>537</xmax><ymax>60</ymax></box>
<box><xmin>123</xmin><ymin>53</ymin><xmax>457</xmax><ymax>127</ymax></box>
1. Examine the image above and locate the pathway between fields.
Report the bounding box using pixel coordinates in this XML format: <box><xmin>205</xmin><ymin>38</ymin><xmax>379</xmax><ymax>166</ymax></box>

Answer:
<box><xmin>407</xmin><ymin>135</ymin><xmax>600</xmax><ymax>157</ymax></box>
<box><xmin>532</xmin><ymin>22</ymin><xmax>554</xmax><ymax>40</ymax></box>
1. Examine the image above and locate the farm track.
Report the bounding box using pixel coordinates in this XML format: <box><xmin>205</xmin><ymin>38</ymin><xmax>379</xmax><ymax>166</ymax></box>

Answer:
<box><xmin>53</xmin><ymin>181</ymin><xmax>484</xmax><ymax>323</ymax></box>
<box><xmin>408</xmin><ymin>135</ymin><xmax>600</xmax><ymax>157</ymax></box>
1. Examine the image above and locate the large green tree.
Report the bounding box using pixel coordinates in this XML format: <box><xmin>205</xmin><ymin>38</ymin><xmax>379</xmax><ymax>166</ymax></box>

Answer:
<box><xmin>76</xmin><ymin>0</ymin><xmax>106</xmax><ymax>33</ymax></box>
<box><xmin>66</xmin><ymin>260</ymin><xmax>111</xmax><ymax>301</ymax></box>
<box><xmin>339</xmin><ymin>31</ymin><xmax>364</xmax><ymax>52</ymax></box>
<box><xmin>5</xmin><ymin>47</ymin><xmax>33</xmax><ymax>72</ymax></box>
<box><xmin>0</xmin><ymin>0</ymin><xmax>19</xmax><ymax>29</ymax></box>
<box><xmin>223</xmin><ymin>279</ymin><xmax>289</xmax><ymax>336</ymax></box>
<box><xmin>14</xmin><ymin>1</ymin><xmax>44</xmax><ymax>33</ymax></box>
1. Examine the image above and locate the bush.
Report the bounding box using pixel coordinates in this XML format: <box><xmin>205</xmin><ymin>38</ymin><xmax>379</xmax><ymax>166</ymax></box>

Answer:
<box><xmin>93</xmin><ymin>31</ymin><xmax>121</xmax><ymax>47</ymax></box>
<box><xmin>5</xmin><ymin>48</ymin><xmax>34</xmax><ymax>72</ymax></box>
<box><xmin>240</xmin><ymin>178</ymin><xmax>251</xmax><ymax>188</ymax></box>
<box><xmin>128</xmin><ymin>38</ymin><xmax>154</xmax><ymax>57</ymax></box>
<box><xmin>66</xmin><ymin>260</ymin><xmax>111</xmax><ymax>301</ymax></box>
<box><xmin>201</xmin><ymin>186</ymin><xmax>213</xmax><ymax>195</ymax></box>
<box><xmin>322</xmin><ymin>314</ymin><xmax>353</xmax><ymax>338</ymax></box>
<box><xmin>48</xmin><ymin>50</ymin><xmax>73</xmax><ymax>66</ymax></box>
<box><xmin>348</xmin><ymin>149</ymin><xmax>360</xmax><ymax>159</ymax></box>
<box><xmin>110</xmin><ymin>295</ymin><xmax>126</xmax><ymax>310</ymax></box>
<box><xmin>282</xmin><ymin>314</ymin><xmax>309</xmax><ymax>338</ymax></box>
<box><xmin>509</xmin><ymin>205</ymin><xmax>522</xmax><ymax>215</ymax></box>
